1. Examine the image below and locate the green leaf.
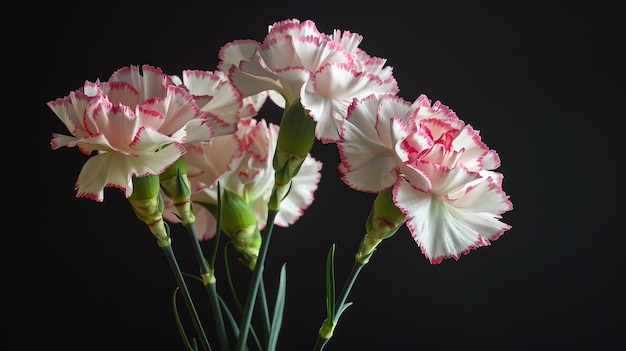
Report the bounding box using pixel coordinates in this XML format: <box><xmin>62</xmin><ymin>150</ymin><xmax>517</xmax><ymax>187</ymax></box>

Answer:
<box><xmin>325</xmin><ymin>244</ymin><xmax>336</xmax><ymax>322</ymax></box>
<box><xmin>224</xmin><ymin>242</ymin><xmax>244</xmax><ymax>313</ymax></box>
<box><xmin>218</xmin><ymin>295</ymin><xmax>240</xmax><ymax>336</ymax></box>
<box><xmin>335</xmin><ymin>302</ymin><xmax>353</xmax><ymax>320</ymax></box>
<box><xmin>267</xmin><ymin>264</ymin><xmax>288</xmax><ymax>350</ymax></box>
<box><xmin>171</xmin><ymin>287</ymin><xmax>197</xmax><ymax>351</ymax></box>
<box><xmin>218</xmin><ymin>295</ymin><xmax>259</xmax><ymax>351</ymax></box>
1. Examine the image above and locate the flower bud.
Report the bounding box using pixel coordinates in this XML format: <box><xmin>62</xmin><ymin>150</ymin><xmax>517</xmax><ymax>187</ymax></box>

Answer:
<box><xmin>129</xmin><ymin>174</ymin><xmax>169</xmax><ymax>243</ymax></box>
<box><xmin>159</xmin><ymin>157</ymin><xmax>195</xmax><ymax>225</ymax></box>
<box><xmin>356</xmin><ymin>188</ymin><xmax>406</xmax><ymax>264</ymax></box>
<box><xmin>273</xmin><ymin>100</ymin><xmax>316</xmax><ymax>187</ymax></box>
<box><xmin>217</xmin><ymin>189</ymin><xmax>262</xmax><ymax>270</ymax></box>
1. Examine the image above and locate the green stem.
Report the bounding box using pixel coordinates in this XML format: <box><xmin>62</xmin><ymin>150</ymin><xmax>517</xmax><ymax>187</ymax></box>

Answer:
<box><xmin>313</xmin><ymin>259</ymin><xmax>366</xmax><ymax>351</ymax></box>
<box><xmin>159</xmin><ymin>240</ymin><xmax>211</xmax><ymax>351</ymax></box>
<box><xmin>207</xmin><ymin>281</ymin><xmax>229</xmax><ymax>350</ymax></box>
<box><xmin>186</xmin><ymin>222</ymin><xmax>230</xmax><ymax>351</ymax></box>
<box><xmin>235</xmin><ymin>210</ymin><xmax>278</xmax><ymax>351</ymax></box>
<box><xmin>210</xmin><ymin>182</ymin><xmax>223</xmax><ymax>270</ymax></box>
<box><xmin>333</xmin><ymin>260</ymin><xmax>365</xmax><ymax>325</ymax></box>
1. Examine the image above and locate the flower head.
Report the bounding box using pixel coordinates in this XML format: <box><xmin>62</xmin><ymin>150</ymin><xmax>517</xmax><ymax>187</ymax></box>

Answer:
<box><xmin>337</xmin><ymin>94</ymin><xmax>513</xmax><ymax>264</ymax></box>
<box><xmin>218</xmin><ymin>18</ymin><xmax>399</xmax><ymax>143</ymax></box>
<box><xmin>48</xmin><ymin>64</ymin><xmax>250</xmax><ymax>202</ymax></box>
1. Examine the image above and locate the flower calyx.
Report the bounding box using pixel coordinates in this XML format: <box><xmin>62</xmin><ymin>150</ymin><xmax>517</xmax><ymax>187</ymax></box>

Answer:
<box><xmin>129</xmin><ymin>174</ymin><xmax>170</xmax><ymax>244</ymax></box>
<box><xmin>273</xmin><ymin>101</ymin><xmax>316</xmax><ymax>185</ymax></box>
<box><xmin>356</xmin><ymin>188</ymin><xmax>406</xmax><ymax>264</ymax></box>
<box><xmin>159</xmin><ymin>157</ymin><xmax>195</xmax><ymax>225</ymax></box>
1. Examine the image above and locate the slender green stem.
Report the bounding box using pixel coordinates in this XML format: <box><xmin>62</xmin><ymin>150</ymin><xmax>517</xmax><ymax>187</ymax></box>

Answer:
<box><xmin>210</xmin><ymin>182</ymin><xmax>223</xmax><ymax>270</ymax></box>
<box><xmin>207</xmin><ymin>281</ymin><xmax>230</xmax><ymax>351</ymax></box>
<box><xmin>333</xmin><ymin>260</ymin><xmax>365</xmax><ymax>325</ymax></box>
<box><xmin>313</xmin><ymin>334</ymin><xmax>327</xmax><ymax>351</ymax></box>
<box><xmin>186</xmin><ymin>222</ymin><xmax>230</xmax><ymax>351</ymax></box>
<box><xmin>160</xmin><ymin>240</ymin><xmax>211</xmax><ymax>351</ymax></box>
<box><xmin>313</xmin><ymin>259</ymin><xmax>366</xmax><ymax>351</ymax></box>
<box><xmin>235</xmin><ymin>210</ymin><xmax>278</xmax><ymax>351</ymax></box>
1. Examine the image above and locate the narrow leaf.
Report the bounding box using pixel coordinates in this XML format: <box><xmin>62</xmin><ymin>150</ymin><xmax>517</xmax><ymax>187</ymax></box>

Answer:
<box><xmin>171</xmin><ymin>287</ymin><xmax>196</xmax><ymax>351</ymax></box>
<box><xmin>267</xmin><ymin>264</ymin><xmax>288</xmax><ymax>350</ymax></box>
<box><xmin>336</xmin><ymin>302</ymin><xmax>353</xmax><ymax>319</ymax></box>
<box><xmin>218</xmin><ymin>295</ymin><xmax>260</xmax><ymax>351</ymax></box>
<box><xmin>325</xmin><ymin>244</ymin><xmax>336</xmax><ymax>321</ymax></box>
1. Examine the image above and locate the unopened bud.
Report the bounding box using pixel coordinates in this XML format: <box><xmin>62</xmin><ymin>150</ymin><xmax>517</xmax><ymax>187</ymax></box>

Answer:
<box><xmin>273</xmin><ymin>100</ymin><xmax>316</xmax><ymax>187</ymax></box>
<box><xmin>219</xmin><ymin>189</ymin><xmax>262</xmax><ymax>270</ymax></box>
<box><xmin>159</xmin><ymin>157</ymin><xmax>194</xmax><ymax>225</ymax></box>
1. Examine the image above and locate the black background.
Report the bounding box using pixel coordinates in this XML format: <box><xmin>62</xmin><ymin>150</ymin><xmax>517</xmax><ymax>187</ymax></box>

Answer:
<box><xmin>3</xmin><ymin>1</ymin><xmax>624</xmax><ymax>350</ymax></box>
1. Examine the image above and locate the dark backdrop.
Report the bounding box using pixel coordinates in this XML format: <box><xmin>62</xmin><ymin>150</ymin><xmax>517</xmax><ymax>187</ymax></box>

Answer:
<box><xmin>3</xmin><ymin>1</ymin><xmax>623</xmax><ymax>350</ymax></box>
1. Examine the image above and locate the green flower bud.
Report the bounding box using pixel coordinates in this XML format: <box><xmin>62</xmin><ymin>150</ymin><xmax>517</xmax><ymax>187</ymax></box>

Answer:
<box><xmin>159</xmin><ymin>157</ymin><xmax>194</xmax><ymax>225</ymax></box>
<box><xmin>129</xmin><ymin>174</ymin><xmax>169</xmax><ymax>243</ymax></box>
<box><xmin>202</xmin><ymin>189</ymin><xmax>261</xmax><ymax>270</ymax></box>
<box><xmin>273</xmin><ymin>100</ymin><xmax>316</xmax><ymax>187</ymax></box>
<box><xmin>356</xmin><ymin>188</ymin><xmax>406</xmax><ymax>264</ymax></box>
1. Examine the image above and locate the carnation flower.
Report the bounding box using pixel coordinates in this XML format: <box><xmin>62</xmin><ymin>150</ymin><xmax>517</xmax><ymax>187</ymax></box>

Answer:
<box><xmin>218</xmin><ymin>18</ymin><xmax>399</xmax><ymax>143</ymax></box>
<box><xmin>48</xmin><ymin>64</ymin><xmax>241</xmax><ymax>201</ymax></box>
<box><xmin>337</xmin><ymin>94</ymin><xmax>513</xmax><ymax>263</ymax></box>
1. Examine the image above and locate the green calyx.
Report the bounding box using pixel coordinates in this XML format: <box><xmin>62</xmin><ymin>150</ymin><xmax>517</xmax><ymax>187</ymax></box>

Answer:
<box><xmin>273</xmin><ymin>100</ymin><xmax>316</xmax><ymax>187</ymax></box>
<box><xmin>356</xmin><ymin>188</ymin><xmax>407</xmax><ymax>264</ymax></box>
<box><xmin>159</xmin><ymin>157</ymin><xmax>190</xmax><ymax>203</ymax></box>
<box><xmin>129</xmin><ymin>174</ymin><xmax>169</xmax><ymax>241</ymax></box>
<box><xmin>129</xmin><ymin>174</ymin><xmax>161</xmax><ymax>201</ymax></box>
<box><xmin>159</xmin><ymin>157</ymin><xmax>194</xmax><ymax>225</ymax></box>
<box><xmin>368</xmin><ymin>188</ymin><xmax>406</xmax><ymax>239</ymax></box>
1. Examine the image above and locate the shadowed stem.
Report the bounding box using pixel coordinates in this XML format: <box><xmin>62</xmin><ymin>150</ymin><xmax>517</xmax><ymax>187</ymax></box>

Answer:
<box><xmin>185</xmin><ymin>222</ymin><xmax>230</xmax><ymax>351</ymax></box>
<box><xmin>235</xmin><ymin>210</ymin><xmax>278</xmax><ymax>351</ymax></box>
<box><xmin>159</xmin><ymin>239</ymin><xmax>211</xmax><ymax>351</ymax></box>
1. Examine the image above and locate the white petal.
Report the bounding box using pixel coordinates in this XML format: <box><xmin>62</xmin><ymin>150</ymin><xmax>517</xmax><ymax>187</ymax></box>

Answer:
<box><xmin>303</xmin><ymin>63</ymin><xmax>398</xmax><ymax>143</ymax></box>
<box><xmin>337</xmin><ymin>96</ymin><xmax>398</xmax><ymax>192</ymax></box>
<box><xmin>75</xmin><ymin>143</ymin><xmax>185</xmax><ymax>201</ymax></box>
<box><xmin>394</xmin><ymin>177</ymin><xmax>511</xmax><ymax>264</ymax></box>
<box><xmin>275</xmin><ymin>155</ymin><xmax>322</xmax><ymax>227</ymax></box>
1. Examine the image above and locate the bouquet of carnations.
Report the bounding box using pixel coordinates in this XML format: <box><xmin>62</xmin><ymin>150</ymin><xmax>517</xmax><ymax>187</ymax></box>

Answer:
<box><xmin>47</xmin><ymin>18</ymin><xmax>512</xmax><ymax>351</ymax></box>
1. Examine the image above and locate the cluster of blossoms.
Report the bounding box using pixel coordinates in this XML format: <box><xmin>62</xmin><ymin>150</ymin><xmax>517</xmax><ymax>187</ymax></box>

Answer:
<box><xmin>48</xmin><ymin>18</ymin><xmax>512</xmax><ymax>351</ymax></box>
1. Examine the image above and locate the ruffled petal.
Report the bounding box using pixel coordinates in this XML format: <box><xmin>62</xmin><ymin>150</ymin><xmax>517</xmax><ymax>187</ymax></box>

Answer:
<box><xmin>394</xmin><ymin>179</ymin><xmax>481</xmax><ymax>264</ymax></box>
<box><xmin>227</xmin><ymin>63</ymin><xmax>282</xmax><ymax>99</ymax></box>
<box><xmin>185</xmin><ymin>138</ymin><xmax>240</xmax><ymax>190</ymax></box>
<box><xmin>140</xmin><ymin>85</ymin><xmax>199</xmax><ymax>136</ymax></box>
<box><xmin>376</xmin><ymin>94</ymin><xmax>412</xmax><ymax>147</ymax></box>
<box><xmin>395</xmin><ymin>173</ymin><xmax>512</xmax><ymax>264</ymax></box>
<box><xmin>303</xmin><ymin>63</ymin><xmax>398</xmax><ymax>143</ymax></box>
<box><xmin>265</xmin><ymin>19</ymin><xmax>327</xmax><ymax>43</ymax></box>
<box><xmin>50</xmin><ymin>133</ymin><xmax>79</xmax><ymax>150</ymax></box>
<box><xmin>75</xmin><ymin>142</ymin><xmax>185</xmax><ymax>201</ymax></box>
<box><xmin>107</xmin><ymin>64</ymin><xmax>168</xmax><ymax>103</ymax></box>
<box><xmin>182</xmin><ymin>70</ymin><xmax>244</xmax><ymax>127</ymax></box>
<box><xmin>274</xmin><ymin>155</ymin><xmax>322</xmax><ymax>227</ymax></box>
<box><xmin>409</xmin><ymin>162</ymin><xmax>479</xmax><ymax>195</ymax></box>
<box><xmin>218</xmin><ymin>39</ymin><xmax>260</xmax><ymax>72</ymax></box>
<box><xmin>130</xmin><ymin>126</ymin><xmax>181</xmax><ymax>152</ymax></box>
<box><xmin>410</xmin><ymin>94</ymin><xmax>459</xmax><ymax>122</ymax></box>
<box><xmin>173</xmin><ymin>118</ymin><xmax>217</xmax><ymax>145</ymax></box>
<box><xmin>448</xmin><ymin>176</ymin><xmax>513</xmax><ymax>216</ymax></box>
<box><xmin>271</xmin><ymin>66</ymin><xmax>311</xmax><ymax>104</ymax></box>
<box><xmin>337</xmin><ymin>96</ymin><xmax>398</xmax><ymax>192</ymax></box>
